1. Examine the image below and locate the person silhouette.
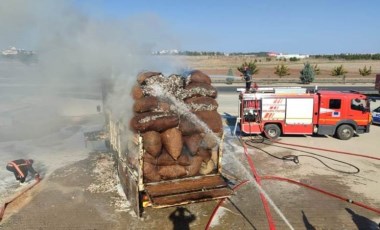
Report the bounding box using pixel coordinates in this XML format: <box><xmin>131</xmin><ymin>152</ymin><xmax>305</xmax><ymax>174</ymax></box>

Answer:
<box><xmin>169</xmin><ymin>207</ymin><xmax>196</xmax><ymax>230</ymax></box>
<box><xmin>241</xmin><ymin>66</ymin><xmax>252</xmax><ymax>93</ymax></box>
<box><xmin>301</xmin><ymin>210</ymin><xmax>316</xmax><ymax>230</ymax></box>
<box><xmin>345</xmin><ymin>208</ymin><xmax>379</xmax><ymax>230</ymax></box>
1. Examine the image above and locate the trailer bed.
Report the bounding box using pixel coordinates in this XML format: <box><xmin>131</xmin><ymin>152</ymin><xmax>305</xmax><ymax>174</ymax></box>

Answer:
<box><xmin>145</xmin><ymin>175</ymin><xmax>232</xmax><ymax>208</ymax></box>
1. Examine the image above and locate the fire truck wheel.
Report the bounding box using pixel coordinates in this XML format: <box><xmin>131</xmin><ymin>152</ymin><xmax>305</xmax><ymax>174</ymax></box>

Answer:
<box><xmin>264</xmin><ymin>124</ymin><xmax>281</xmax><ymax>139</ymax></box>
<box><xmin>336</xmin><ymin>124</ymin><xmax>354</xmax><ymax>140</ymax></box>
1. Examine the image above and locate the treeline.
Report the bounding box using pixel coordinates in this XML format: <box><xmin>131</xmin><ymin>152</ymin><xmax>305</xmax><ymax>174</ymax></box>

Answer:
<box><xmin>312</xmin><ymin>53</ymin><xmax>380</xmax><ymax>60</ymax></box>
<box><xmin>178</xmin><ymin>51</ymin><xmax>226</xmax><ymax>56</ymax></box>
<box><xmin>158</xmin><ymin>51</ymin><xmax>380</xmax><ymax>60</ymax></box>
<box><xmin>169</xmin><ymin>51</ymin><xmax>269</xmax><ymax>56</ymax></box>
<box><xmin>229</xmin><ymin>52</ymin><xmax>269</xmax><ymax>57</ymax></box>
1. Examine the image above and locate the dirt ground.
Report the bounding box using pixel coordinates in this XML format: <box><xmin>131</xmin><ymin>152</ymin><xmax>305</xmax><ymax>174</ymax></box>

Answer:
<box><xmin>1</xmin><ymin>130</ymin><xmax>380</xmax><ymax>229</ymax></box>
<box><xmin>1</xmin><ymin>90</ymin><xmax>380</xmax><ymax>230</ymax></box>
<box><xmin>161</xmin><ymin>55</ymin><xmax>380</xmax><ymax>79</ymax></box>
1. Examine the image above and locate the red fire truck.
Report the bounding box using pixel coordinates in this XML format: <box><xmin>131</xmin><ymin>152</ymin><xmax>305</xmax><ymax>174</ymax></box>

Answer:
<box><xmin>236</xmin><ymin>87</ymin><xmax>371</xmax><ymax>140</ymax></box>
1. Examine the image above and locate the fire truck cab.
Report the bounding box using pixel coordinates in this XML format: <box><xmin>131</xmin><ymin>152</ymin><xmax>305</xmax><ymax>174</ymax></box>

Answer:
<box><xmin>237</xmin><ymin>87</ymin><xmax>371</xmax><ymax>140</ymax></box>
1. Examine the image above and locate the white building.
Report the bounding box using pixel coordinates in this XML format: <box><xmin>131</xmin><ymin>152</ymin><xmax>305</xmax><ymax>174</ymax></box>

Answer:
<box><xmin>276</xmin><ymin>53</ymin><xmax>309</xmax><ymax>59</ymax></box>
<box><xmin>2</xmin><ymin>47</ymin><xmax>18</xmax><ymax>55</ymax></box>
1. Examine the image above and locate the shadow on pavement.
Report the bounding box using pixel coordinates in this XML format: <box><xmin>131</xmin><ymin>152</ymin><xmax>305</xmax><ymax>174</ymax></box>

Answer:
<box><xmin>169</xmin><ymin>207</ymin><xmax>196</xmax><ymax>230</ymax></box>
<box><xmin>345</xmin><ymin>208</ymin><xmax>379</xmax><ymax>230</ymax></box>
<box><xmin>302</xmin><ymin>210</ymin><xmax>316</xmax><ymax>230</ymax></box>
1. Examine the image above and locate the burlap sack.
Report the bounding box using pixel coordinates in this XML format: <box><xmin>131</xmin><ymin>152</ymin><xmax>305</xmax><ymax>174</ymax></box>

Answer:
<box><xmin>130</xmin><ymin>112</ymin><xmax>179</xmax><ymax>132</ymax></box>
<box><xmin>143</xmin><ymin>152</ymin><xmax>157</xmax><ymax>165</ymax></box>
<box><xmin>195</xmin><ymin>111</ymin><xmax>223</xmax><ymax>133</ymax></box>
<box><xmin>179</xmin><ymin>116</ymin><xmax>203</xmax><ymax>135</ymax></box>
<box><xmin>133</xmin><ymin>96</ymin><xmax>159</xmax><ymax>113</ymax></box>
<box><xmin>156</xmin><ymin>149</ymin><xmax>191</xmax><ymax>166</ymax></box>
<box><xmin>199</xmin><ymin>160</ymin><xmax>215</xmax><ymax>175</ymax></box>
<box><xmin>197</xmin><ymin>148</ymin><xmax>212</xmax><ymax>162</ymax></box>
<box><xmin>137</xmin><ymin>71</ymin><xmax>161</xmax><ymax>85</ymax></box>
<box><xmin>183</xmin><ymin>133</ymin><xmax>202</xmax><ymax>155</ymax></box>
<box><xmin>157</xmin><ymin>101</ymin><xmax>171</xmax><ymax>112</ymax></box>
<box><xmin>156</xmin><ymin>149</ymin><xmax>176</xmax><ymax>166</ymax></box>
<box><xmin>158</xmin><ymin>165</ymin><xmax>187</xmax><ymax>179</ymax></box>
<box><xmin>184</xmin><ymin>83</ymin><xmax>217</xmax><ymax>99</ymax></box>
<box><xmin>161</xmin><ymin>128</ymin><xmax>183</xmax><ymax>160</ymax></box>
<box><xmin>200</xmin><ymin>132</ymin><xmax>219</xmax><ymax>149</ymax></box>
<box><xmin>132</xmin><ymin>85</ymin><xmax>144</xmax><ymax>100</ymax></box>
<box><xmin>177</xmin><ymin>153</ymin><xmax>191</xmax><ymax>166</ymax></box>
<box><xmin>143</xmin><ymin>162</ymin><xmax>161</xmax><ymax>182</ymax></box>
<box><xmin>142</xmin><ymin>131</ymin><xmax>162</xmax><ymax>157</ymax></box>
<box><xmin>185</xmin><ymin>96</ymin><xmax>218</xmax><ymax>112</ymax></box>
<box><xmin>189</xmin><ymin>70</ymin><xmax>212</xmax><ymax>85</ymax></box>
<box><xmin>185</xmin><ymin>155</ymin><xmax>203</xmax><ymax>176</ymax></box>
<box><xmin>211</xmin><ymin>147</ymin><xmax>219</xmax><ymax>166</ymax></box>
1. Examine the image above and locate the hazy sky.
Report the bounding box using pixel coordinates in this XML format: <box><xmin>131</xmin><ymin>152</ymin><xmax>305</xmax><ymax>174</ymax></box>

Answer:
<box><xmin>1</xmin><ymin>0</ymin><xmax>380</xmax><ymax>54</ymax></box>
<box><xmin>73</xmin><ymin>0</ymin><xmax>380</xmax><ymax>54</ymax></box>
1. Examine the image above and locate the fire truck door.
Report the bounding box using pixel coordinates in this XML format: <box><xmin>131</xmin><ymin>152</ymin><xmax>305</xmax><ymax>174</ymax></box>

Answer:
<box><xmin>318</xmin><ymin>96</ymin><xmax>342</xmax><ymax>127</ymax></box>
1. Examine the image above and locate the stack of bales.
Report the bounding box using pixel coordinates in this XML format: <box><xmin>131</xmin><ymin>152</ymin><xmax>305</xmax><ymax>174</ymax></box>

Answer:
<box><xmin>130</xmin><ymin>70</ymin><xmax>223</xmax><ymax>182</ymax></box>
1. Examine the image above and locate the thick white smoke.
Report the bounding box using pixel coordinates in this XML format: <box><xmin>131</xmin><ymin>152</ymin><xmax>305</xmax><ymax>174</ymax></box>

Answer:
<box><xmin>0</xmin><ymin>0</ymin><xmax>185</xmax><ymax>200</ymax></box>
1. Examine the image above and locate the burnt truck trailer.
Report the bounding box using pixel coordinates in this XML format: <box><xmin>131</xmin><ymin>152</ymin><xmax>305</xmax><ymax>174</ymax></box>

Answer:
<box><xmin>104</xmin><ymin>71</ymin><xmax>233</xmax><ymax>217</ymax></box>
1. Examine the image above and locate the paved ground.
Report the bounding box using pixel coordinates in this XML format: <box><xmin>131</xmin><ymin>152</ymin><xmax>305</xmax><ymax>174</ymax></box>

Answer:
<box><xmin>1</xmin><ymin>90</ymin><xmax>380</xmax><ymax>230</ymax></box>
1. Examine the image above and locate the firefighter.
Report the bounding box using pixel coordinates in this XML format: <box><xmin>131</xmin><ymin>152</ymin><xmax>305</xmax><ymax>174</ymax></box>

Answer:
<box><xmin>242</xmin><ymin>65</ymin><xmax>252</xmax><ymax>92</ymax></box>
<box><xmin>6</xmin><ymin>159</ymin><xmax>40</xmax><ymax>183</ymax></box>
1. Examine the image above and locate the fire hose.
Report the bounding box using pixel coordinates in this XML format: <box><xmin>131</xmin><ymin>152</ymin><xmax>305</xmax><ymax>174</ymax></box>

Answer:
<box><xmin>256</xmin><ymin>129</ymin><xmax>380</xmax><ymax>215</ymax></box>
<box><xmin>206</xmin><ymin>132</ymin><xmax>380</xmax><ymax>229</ymax></box>
<box><xmin>0</xmin><ymin>176</ymin><xmax>41</xmax><ymax>222</ymax></box>
<box><xmin>260</xmin><ymin>175</ymin><xmax>380</xmax><ymax>215</ymax></box>
<box><xmin>266</xmin><ymin>138</ymin><xmax>380</xmax><ymax>161</ymax></box>
<box><xmin>205</xmin><ymin>180</ymin><xmax>249</xmax><ymax>230</ymax></box>
<box><xmin>206</xmin><ymin>137</ymin><xmax>294</xmax><ymax>230</ymax></box>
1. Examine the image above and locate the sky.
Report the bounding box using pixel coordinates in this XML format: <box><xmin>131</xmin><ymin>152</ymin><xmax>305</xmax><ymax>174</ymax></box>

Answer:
<box><xmin>1</xmin><ymin>0</ymin><xmax>379</xmax><ymax>54</ymax></box>
<box><xmin>74</xmin><ymin>0</ymin><xmax>380</xmax><ymax>54</ymax></box>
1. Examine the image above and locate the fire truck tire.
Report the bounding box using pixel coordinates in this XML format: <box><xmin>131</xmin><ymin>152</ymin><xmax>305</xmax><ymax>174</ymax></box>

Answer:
<box><xmin>264</xmin><ymin>124</ymin><xmax>281</xmax><ymax>139</ymax></box>
<box><xmin>336</xmin><ymin>124</ymin><xmax>354</xmax><ymax>140</ymax></box>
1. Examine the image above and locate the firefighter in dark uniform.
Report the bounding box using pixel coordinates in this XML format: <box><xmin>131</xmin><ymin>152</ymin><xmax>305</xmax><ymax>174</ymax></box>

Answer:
<box><xmin>242</xmin><ymin>66</ymin><xmax>252</xmax><ymax>92</ymax></box>
<box><xmin>6</xmin><ymin>159</ymin><xmax>40</xmax><ymax>183</ymax></box>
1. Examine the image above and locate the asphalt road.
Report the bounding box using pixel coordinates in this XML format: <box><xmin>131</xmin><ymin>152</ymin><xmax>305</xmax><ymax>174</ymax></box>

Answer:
<box><xmin>215</xmin><ymin>85</ymin><xmax>378</xmax><ymax>95</ymax></box>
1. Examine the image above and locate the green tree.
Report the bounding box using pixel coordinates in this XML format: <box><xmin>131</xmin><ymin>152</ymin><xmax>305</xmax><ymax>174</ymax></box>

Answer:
<box><xmin>300</xmin><ymin>62</ymin><xmax>315</xmax><ymax>84</ymax></box>
<box><xmin>331</xmin><ymin>65</ymin><xmax>347</xmax><ymax>77</ymax></box>
<box><xmin>274</xmin><ymin>64</ymin><xmax>290</xmax><ymax>77</ymax></box>
<box><xmin>227</xmin><ymin>67</ymin><xmax>234</xmax><ymax>76</ymax></box>
<box><xmin>226</xmin><ymin>67</ymin><xmax>235</xmax><ymax>84</ymax></box>
<box><xmin>359</xmin><ymin>65</ymin><xmax>372</xmax><ymax>76</ymax></box>
<box><xmin>237</xmin><ymin>61</ymin><xmax>259</xmax><ymax>75</ymax></box>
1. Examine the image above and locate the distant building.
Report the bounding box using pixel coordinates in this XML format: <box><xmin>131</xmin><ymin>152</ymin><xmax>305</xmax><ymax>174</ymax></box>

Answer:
<box><xmin>267</xmin><ymin>52</ymin><xmax>279</xmax><ymax>57</ymax></box>
<box><xmin>2</xmin><ymin>47</ymin><xmax>18</xmax><ymax>55</ymax></box>
<box><xmin>153</xmin><ymin>49</ymin><xmax>179</xmax><ymax>55</ymax></box>
<box><xmin>267</xmin><ymin>52</ymin><xmax>309</xmax><ymax>59</ymax></box>
<box><xmin>1</xmin><ymin>47</ymin><xmax>34</xmax><ymax>56</ymax></box>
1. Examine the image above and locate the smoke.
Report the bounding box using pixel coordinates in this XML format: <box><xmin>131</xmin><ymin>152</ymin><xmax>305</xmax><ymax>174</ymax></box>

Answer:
<box><xmin>0</xmin><ymin>0</ymin><xmax>187</xmax><ymax>189</ymax></box>
<box><xmin>0</xmin><ymin>0</ymin><xmax>186</xmax><ymax>137</ymax></box>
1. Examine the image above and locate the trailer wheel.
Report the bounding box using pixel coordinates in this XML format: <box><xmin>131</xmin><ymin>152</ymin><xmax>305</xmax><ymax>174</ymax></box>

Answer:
<box><xmin>264</xmin><ymin>124</ymin><xmax>281</xmax><ymax>139</ymax></box>
<box><xmin>336</xmin><ymin>124</ymin><xmax>354</xmax><ymax>140</ymax></box>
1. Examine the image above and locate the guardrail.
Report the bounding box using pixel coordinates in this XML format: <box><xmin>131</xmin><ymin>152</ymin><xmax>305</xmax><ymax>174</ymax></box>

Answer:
<box><xmin>211</xmin><ymin>76</ymin><xmax>375</xmax><ymax>84</ymax></box>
